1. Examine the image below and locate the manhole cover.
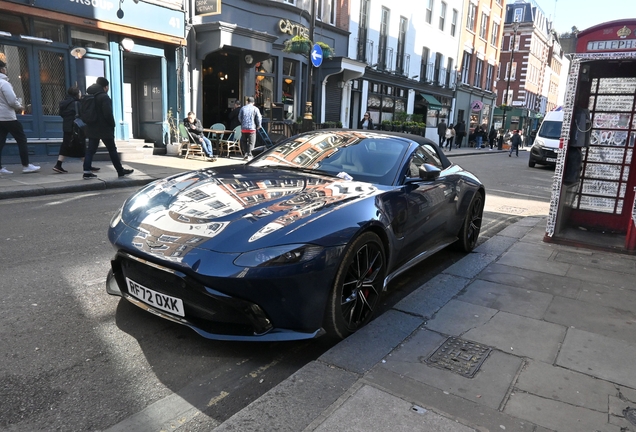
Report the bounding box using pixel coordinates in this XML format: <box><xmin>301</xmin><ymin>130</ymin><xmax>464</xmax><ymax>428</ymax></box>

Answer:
<box><xmin>425</xmin><ymin>337</ymin><xmax>492</xmax><ymax>378</ymax></box>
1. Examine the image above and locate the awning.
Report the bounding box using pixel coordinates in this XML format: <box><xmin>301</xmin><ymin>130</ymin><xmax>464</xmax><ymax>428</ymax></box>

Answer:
<box><xmin>420</xmin><ymin>93</ymin><xmax>443</xmax><ymax>111</ymax></box>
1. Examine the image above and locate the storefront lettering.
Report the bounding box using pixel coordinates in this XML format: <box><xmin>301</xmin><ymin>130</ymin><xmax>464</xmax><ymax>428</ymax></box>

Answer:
<box><xmin>70</xmin><ymin>0</ymin><xmax>115</xmax><ymax>12</ymax></box>
<box><xmin>278</xmin><ymin>19</ymin><xmax>309</xmax><ymax>38</ymax></box>
<box><xmin>586</xmin><ymin>39</ymin><xmax>636</xmax><ymax>51</ymax></box>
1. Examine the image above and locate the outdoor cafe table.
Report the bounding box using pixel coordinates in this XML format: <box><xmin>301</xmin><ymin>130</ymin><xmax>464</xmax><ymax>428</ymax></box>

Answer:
<box><xmin>203</xmin><ymin>128</ymin><xmax>234</xmax><ymax>153</ymax></box>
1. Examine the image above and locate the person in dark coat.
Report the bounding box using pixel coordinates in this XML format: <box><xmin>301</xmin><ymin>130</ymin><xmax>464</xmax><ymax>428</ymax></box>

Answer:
<box><xmin>436</xmin><ymin>120</ymin><xmax>447</xmax><ymax>146</ymax></box>
<box><xmin>228</xmin><ymin>100</ymin><xmax>241</xmax><ymax>130</ymax></box>
<box><xmin>82</xmin><ymin>77</ymin><xmax>133</xmax><ymax>180</ymax></box>
<box><xmin>53</xmin><ymin>86</ymin><xmax>88</xmax><ymax>173</ymax></box>
<box><xmin>454</xmin><ymin>120</ymin><xmax>466</xmax><ymax>148</ymax></box>
<box><xmin>488</xmin><ymin>125</ymin><xmax>497</xmax><ymax>150</ymax></box>
<box><xmin>358</xmin><ymin>111</ymin><xmax>374</xmax><ymax>130</ymax></box>
<box><xmin>509</xmin><ymin>129</ymin><xmax>522</xmax><ymax>157</ymax></box>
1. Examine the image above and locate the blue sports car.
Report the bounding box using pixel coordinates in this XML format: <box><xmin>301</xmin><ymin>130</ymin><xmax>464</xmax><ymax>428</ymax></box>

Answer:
<box><xmin>106</xmin><ymin>130</ymin><xmax>485</xmax><ymax>341</ymax></box>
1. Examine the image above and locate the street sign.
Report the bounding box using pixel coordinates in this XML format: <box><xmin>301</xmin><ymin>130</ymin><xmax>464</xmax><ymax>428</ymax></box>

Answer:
<box><xmin>470</xmin><ymin>100</ymin><xmax>484</xmax><ymax>112</ymax></box>
<box><xmin>310</xmin><ymin>44</ymin><xmax>323</xmax><ymax>67</ymax></box>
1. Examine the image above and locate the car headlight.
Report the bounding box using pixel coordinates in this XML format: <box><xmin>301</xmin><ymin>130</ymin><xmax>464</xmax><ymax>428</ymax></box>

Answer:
<box><xmin>533</xmin><ymin>138</ymin><xmax>545</xmax><ymax>149</ymax></box>
<box><xmin>110</xmin><ymin>205</ymin><xmax>123</xmax><ymax>228</ymax></box>
<box><xmin>234</xmin><ymin>244</ymin><xmax>323</xmax><ymax>267</ymax></box>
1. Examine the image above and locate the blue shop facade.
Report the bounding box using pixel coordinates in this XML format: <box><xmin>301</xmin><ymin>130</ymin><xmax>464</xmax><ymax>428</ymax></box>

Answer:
<box><xmin>0</xmin><ymin>0</ymin><xmax>186</xmax><ymax>154</ymax></box>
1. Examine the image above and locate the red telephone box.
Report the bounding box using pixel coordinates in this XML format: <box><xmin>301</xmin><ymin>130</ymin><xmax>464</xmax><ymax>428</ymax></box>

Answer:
<box><xmin>546</xmin><ymin>20</ymin><xmax>636</xmax><ymax>253</ymax></box>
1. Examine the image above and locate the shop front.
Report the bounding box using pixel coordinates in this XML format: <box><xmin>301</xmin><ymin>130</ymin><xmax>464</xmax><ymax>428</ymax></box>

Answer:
<box><xmin>546</xmin><ymin>19</ymin><xmax>636</xmax><ymax>253</ymax></box>
<box><xmin>190</xmin><ymin>1</ymin><xmax>348</xmax><ymax>132</ymax></box>
<box><xmin>0</xmin><ymin>0</ymin><xmax>186</xmax><ymax>153</ymax></box>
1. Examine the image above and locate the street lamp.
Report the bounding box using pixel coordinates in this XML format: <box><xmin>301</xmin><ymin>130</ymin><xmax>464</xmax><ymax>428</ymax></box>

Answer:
<box><xmin>501</xmin><ymin>20</ymin><xmax>520</xmax><ymax>133</ymax></box>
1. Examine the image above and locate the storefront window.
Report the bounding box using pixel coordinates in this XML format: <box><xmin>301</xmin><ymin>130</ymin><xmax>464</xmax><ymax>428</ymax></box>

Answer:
<box><xmin>0</xmin><ymin>45</ymin><xmax>31</xmax><ymax>114</ymax></box>
<box><xmin>33</xmin><ymin>19</ymin><xmax>66</xmax><ymax>43</ymax></box>
<box><xmin>39</xmin><ymin>50</ymin><xmax>66</xmax><ymax>116</ymax></box>
<box><xmin>282</xmin><ymin>59</ymin><xmax>296</xmax><ymax>120</ymax></box>
<box><xmin>71</xmin><ymin>28</ymin><xmax>109</xmax><ymax>50</ymax></box>
<box><xmin>367</xmin><ymin>82</ymin><xmax>407</xmax><ymax>123</ymax></box>
<box><xmin>255</xmin><ymin>59</ymin><xmax>276</xmax><ymax>113</ymax></box>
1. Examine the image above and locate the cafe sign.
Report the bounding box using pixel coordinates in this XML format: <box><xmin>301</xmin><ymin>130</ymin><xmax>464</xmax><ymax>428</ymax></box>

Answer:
<box><xmin>278</xmin><ymin>19</ymin><xmax>309</xmax><ymax>39</ymax></box>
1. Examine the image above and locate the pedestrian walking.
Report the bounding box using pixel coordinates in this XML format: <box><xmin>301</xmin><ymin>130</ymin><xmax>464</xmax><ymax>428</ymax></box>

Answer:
<box><xmin>358</xmin><ymin>112</ymin><xmax>374</xmax><ymax>130</ymax></box>
<box><xmin>184</xmin><ymin>111</ymin><xmax>216</xmax><ymax>161</ymax></box>
<box><xmin>454</xmin><ymin>120</ymin><xmax>466</xmax><ymax>148</ymax></box>
<box><xmin>509</xmin><ymin>129</ymin><xmax>521</xmax><ymax>157</ymax></box>
<box><xmin>238</xmin><ymin>96</ymin><xmax>262</xmax><ymax>160</ymax></box>
<box><xmin>228</xmin><ymin>100</ymin><xmax>241</xmax><ymax>130</ymax></box>
<box><xmin>444</xmin><ymin>124</ymin><xmax>455</xmax><ymax>150</ymax></box>
<box><xmin>81</xmin><ymin>77</ymin><xmax>133</xmax><ymax>180</ymax></box>
<box><xmin>488</xmin><ymin>125</ymin><xmax>497</xmax><ymax>150</ymax></box>
<box><xmin>0</xmin><ymin>58</ymin><xmax>40</xmax><ymax>174</ymax></box>
<box><xmin>53</xmin><ymin>86</ymin><xmax>92</xmax><ymax>173</ymax></box>
<box><xmin>436</xmin><ymin>119</ymin><xmax>447</xmax><ymax>147</ymax></box>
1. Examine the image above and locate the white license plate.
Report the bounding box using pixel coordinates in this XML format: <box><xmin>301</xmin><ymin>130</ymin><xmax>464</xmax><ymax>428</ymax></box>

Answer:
<box><xmin>126</xmin><ymin>277</ymin><xmax>185</xmax><ymax>317</ymax></box>
<box><xmin>546</xmin><ymin>157</ymin><xmax>557</xmax><ymax>162</ymax></box>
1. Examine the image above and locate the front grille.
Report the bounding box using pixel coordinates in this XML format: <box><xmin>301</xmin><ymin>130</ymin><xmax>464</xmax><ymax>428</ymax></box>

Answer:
<box><xmin>111</xmin><ymin>254</ymin><xmax>272</xmax><ymax>336</ymax></box>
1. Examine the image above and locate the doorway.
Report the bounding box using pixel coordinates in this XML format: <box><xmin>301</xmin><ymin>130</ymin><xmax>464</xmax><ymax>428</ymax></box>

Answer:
<box><xmin>202</xmin><ymin>51</ymin><xmax>241</xmax><ymax>128</ymax></box>
<box><xmin>123</xmin><ymin>53</ymin><xmax>163</xmax><ymax>143</ymax></box>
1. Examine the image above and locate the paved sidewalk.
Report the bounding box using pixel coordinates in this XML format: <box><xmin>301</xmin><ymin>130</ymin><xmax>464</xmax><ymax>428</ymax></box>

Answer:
<box><xmin>208</xmin><ymin>216</ymin><xmax>636</xmax><ymax>432</ymax></box>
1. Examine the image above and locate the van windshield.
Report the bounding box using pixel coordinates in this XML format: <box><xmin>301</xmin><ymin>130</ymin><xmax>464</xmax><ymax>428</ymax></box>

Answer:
<box><xmin>538</xmin><ymin>120</ymin><xmax>562</xmax><ymax>140</ymax></box>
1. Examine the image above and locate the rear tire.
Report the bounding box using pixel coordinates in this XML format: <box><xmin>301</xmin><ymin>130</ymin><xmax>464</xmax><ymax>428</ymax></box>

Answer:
<box><xmin>455</xmin><ymin>192</ymin><xmax>484</xmax><ymax>252</ymax></box>
<box><xmin>323</xmin><ymin>232</ymin><xmax>385</xmax><ymax>340</ymax></box>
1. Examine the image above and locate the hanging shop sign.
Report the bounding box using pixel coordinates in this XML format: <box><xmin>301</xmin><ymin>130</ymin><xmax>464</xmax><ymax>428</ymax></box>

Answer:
<box><xmin>471</xmin><ymin>100</ymin><xmax>484</xmax><ymax>112</ymax></box>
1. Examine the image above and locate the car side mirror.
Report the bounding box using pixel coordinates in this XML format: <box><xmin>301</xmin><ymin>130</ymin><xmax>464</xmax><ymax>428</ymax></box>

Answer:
<box><xmin>405</xmin><ymin>163</ymin><xmax>441</xmax><ymax>183</ymax></box>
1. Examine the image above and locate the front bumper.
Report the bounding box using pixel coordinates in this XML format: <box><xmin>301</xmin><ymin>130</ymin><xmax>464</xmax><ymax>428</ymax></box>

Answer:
<box><xmin>530</xmin><ymin>145</ymin><xmax>558</xmax><ymax>165</ymax></box>
<box><xmin>106</xmin><ymin>247</ymin><xmax>339</xmax><ymax>341</ymax></box>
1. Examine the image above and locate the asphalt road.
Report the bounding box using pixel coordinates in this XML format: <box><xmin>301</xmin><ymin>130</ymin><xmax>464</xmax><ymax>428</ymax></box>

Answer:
<box><xmin>0</xmin><ymin>151</ymin><xmax>555</xmax><ymax>431</ymax></box>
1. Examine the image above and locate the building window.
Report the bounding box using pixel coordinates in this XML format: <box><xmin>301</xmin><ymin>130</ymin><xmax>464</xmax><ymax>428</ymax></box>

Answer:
<box><xmin>461</xmin><ymin>51</ymin><xmax>470</xmax><ymax>85</ymax></box>
<box><xmin>479</xmin><ymin>13</ymin><xmax>488</xmax><ymax>39</ymax></box>
<box><xmin>434</xmin><ymin>52</ymin><xmax>442</xmax><ymax>85</ymax></box>
<box><xmin>466</xmin><ymin>3</ymin><xmax>476</xmax><ymax>32</ymax></box>
<box><xmin>378</xmin><ymin>7</ymin><xmax>390</xmax><ymax>71</ymax></box>
<box><xmin>420</xmin><ymin>46</ymin><xmax>430</xmax><ymax>82</ymax></box>
<box><xmin>473</xmin><ymin>58</ymin><xmax>483</xmax><ymax>88</ymax></box>
<box><xmin>439</xmin><ymin>2</ymin><xmax>446</xmax><ymax>31</ymax></box>
<box><xmin>451</xmin><ymin>9</ymin><xmax>458</xmax><ymax>36</ymax></box>
<box><xmin>396</xmin><ymin>17</ymin><xmax>407</xmax><ymax>75</ymax></box>
<box><xmin>317</xmin><ymin>0</ymin><xmax>335</xmax><ymax>25</ymax></box>
<box><xmin>446</xmin><ymin>57</ymin><xmax>453</xmax><ymax>87</ymax></box>
<box><xmin>486</xmin><ymin>64</ymin><xmax>494</xmax><ymax>91</ymax></box>
<box><xmin>490</xmin><ymin>21</ymin><xmax>499</xmax><ymax>46</ymax></box>
<box><xmin>513</xmin><ymin>7</ymin><xmax>523</xmax><ymax>23</ymax></box>
<box><xmin>357</xmin><ymin>0</ymin><xmax>370</xmax><ymax>63</ymax></box>
<box><xmin>426</xmin><ymin>0</ymin><xmax>433</xmax><ymax>24</ymax></box>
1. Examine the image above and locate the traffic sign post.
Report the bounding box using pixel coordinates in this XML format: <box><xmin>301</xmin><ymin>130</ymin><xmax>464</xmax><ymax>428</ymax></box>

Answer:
<box><xmin>310</xmin><ymin>44</ymin><xmax>323</xmax><ymax>67</ymax></box>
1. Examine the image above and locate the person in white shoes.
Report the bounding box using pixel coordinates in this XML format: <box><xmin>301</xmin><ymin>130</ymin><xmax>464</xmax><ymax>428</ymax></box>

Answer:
<box><xmin>0</xmin><ymin>58</ymin><xmax>40</xmax><ymax>174</ymax></box>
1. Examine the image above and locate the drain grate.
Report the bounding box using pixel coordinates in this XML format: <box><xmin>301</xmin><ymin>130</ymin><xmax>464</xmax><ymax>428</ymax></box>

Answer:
<box><xmin>425</xmin><ymin>337</ymin><xmax>492</xmax><ymax>378</ymax></box>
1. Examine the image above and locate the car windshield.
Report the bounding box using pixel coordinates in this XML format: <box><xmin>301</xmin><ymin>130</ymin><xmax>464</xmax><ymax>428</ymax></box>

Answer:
<box><xmin>250</xmin><ymin>131</ymin><xmax>410</xmax><ymax>185</ymax></box>
<box><xmin>538</xmin><ymin>120</ymin><xmax>562</xmax><ymax>140</ymax></box>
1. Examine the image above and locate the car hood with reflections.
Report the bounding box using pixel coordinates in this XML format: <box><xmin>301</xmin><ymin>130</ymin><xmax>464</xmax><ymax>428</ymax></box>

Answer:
<box><xmin>119</xmin><ymin>166</ymin><xmax>383</xmax><ymax>257</ymax></box>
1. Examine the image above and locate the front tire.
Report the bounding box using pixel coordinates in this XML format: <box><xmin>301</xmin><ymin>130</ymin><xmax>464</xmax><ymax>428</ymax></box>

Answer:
<box><xmin>528</xmin><ymin>158</ymin><xmax>536</xmax><ymax>167</ymax></box>
<box><xmin>323</xmin><ymin>232</ymin><xmax>386</xmax><ymax>340</ymax></box>
<box><xmin>455</xmin><ymin>192</ymin><xmax>484</xmax><ymax>252</ymax></box>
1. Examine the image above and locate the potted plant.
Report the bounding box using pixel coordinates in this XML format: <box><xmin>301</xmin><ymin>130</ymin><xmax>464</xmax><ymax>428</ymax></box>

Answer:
<box><xmin>166</xmin><ymin>107</ymin><xmax>182</xmax><ymax>156</ymax></box>
<box><xmin>283</xmin><ymin>35</ymin><xmax>312</xmax><ymax>55</ymax></box>
<box><xmin>391</xmin><ymin>120</ymin><xmax>403</xmax><ymax>132</ymax></box>
<box><xmin>316</xmin><ymin>41</ymin><xmax>334</xmax><ymax>59</ymax></box>
<box><xmin>381</xmin><ymin>119</ymin><xmax>392</xmax><ymax>131</ymax></box>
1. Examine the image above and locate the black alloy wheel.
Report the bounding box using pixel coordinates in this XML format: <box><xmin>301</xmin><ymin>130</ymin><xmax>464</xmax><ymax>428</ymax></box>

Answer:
<box><xmin>455</xmin><ymin>192</ymin><xmax>484</xmax><ymax>252</ymax></box>
<box><xmin>324</xmin><ymin>232</ymin><xmax>386</xmax><ymax>340</ymax></box>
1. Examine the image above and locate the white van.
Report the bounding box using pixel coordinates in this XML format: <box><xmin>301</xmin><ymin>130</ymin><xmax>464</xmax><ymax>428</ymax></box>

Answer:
<box><xmin>529</xmin><ymin>109</ymin><xmax>563</xmax><ymax>168</ymax></box>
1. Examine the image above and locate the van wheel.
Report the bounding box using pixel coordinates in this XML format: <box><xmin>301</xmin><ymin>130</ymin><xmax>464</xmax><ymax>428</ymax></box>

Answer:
<box><xmin>528</xmin><ymin>159</ymin><xmax>536</xmax><ymax>168</ymax></box>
